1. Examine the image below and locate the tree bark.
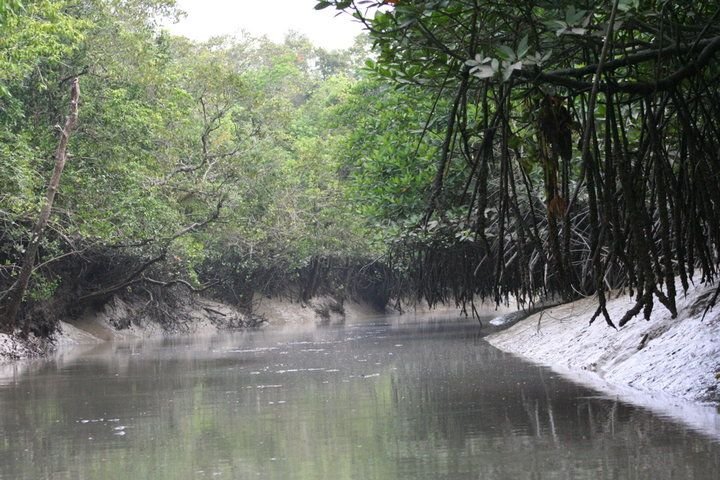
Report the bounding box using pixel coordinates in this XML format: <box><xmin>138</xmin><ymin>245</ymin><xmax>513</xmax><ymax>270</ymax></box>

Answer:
<box><xmin>0</xmin><ymin>78</ymin><xmax>80</xmax><ymax>332</ymax></box>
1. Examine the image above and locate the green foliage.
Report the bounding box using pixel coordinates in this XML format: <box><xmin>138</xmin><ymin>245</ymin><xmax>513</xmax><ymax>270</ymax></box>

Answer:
<box><xmin>1</xmin><ymin>0</ymin><xmax>386</xmax><ymax>326</ymax></box>
<box><xmin>0</xmin><ymin>0</ymin><xmax>86</xmax><ymax>89</ymax></box>
<box><xmin>337</xmin><ymin>81</ymin><xmax>439</xmax><ymax>224</ymax></box>
<box><xmin>315</xmin><ymin>0</ymin><xmax>720</xmax><ymax>324</ymax></box>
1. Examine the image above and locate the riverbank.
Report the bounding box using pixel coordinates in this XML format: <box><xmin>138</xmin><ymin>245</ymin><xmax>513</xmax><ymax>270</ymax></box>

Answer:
<box><xmin>0</xmin><ymin>296</ymin><xmax>236</xmax><ymax>366</ymax></box>
<box><xmin>0</xmin><ymin>292</ymin><xmax>395</xmax><ymax>365</ymax></box>
<box><xmin>487</xmin><ymin>282</ymin><xmax>720</xmax><ymax>405</ymax></box>
<box><xmin>5</xmin><ymin>282</ymin><xmax>719</xmax><ymax>410</ymax></box>
<box><xmin>0</xmin><ymin>331</ymin><xmax>49</xmax><ymax>364</ymax></box>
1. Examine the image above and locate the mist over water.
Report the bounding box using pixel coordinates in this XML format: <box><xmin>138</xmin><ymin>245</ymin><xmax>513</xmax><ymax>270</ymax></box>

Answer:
<box><xmin>0</xmin><ymin>319</ymin><xmax>718</xmax><ymax>479</ymax></box>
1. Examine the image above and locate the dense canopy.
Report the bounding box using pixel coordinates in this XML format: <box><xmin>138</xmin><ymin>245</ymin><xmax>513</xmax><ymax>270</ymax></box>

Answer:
<box><xmin>0</xmin><ymin>0</ymin><xmax>377</xmax><ymax>332</ymax></box>
<box><xmin>320</xmin><ymin>0</ymin><xmax>720</xmax><ymax>325</ymax></box>
<box><xmin>2</xmin><ymin>0</ymin><xmax>720</xmax><ymax>333</ymax></box>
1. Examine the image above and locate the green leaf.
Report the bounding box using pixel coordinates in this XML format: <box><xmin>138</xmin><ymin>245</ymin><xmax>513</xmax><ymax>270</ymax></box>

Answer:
<box><xmin>496</xmin><ymin>45</ymin><xmax>516</xmax><ymax>61</ymax></box>
<box><xmin>517</xmin><ymin>34</ymin><xmax>529</xmax><ymax>58</ymax></box>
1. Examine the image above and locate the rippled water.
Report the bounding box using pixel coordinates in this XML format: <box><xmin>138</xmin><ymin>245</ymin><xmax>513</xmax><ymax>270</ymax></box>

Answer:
<box><xmin>0</xmin><ymin>320</ymin><xmax>718</xmax><ymax>479</ymax></box>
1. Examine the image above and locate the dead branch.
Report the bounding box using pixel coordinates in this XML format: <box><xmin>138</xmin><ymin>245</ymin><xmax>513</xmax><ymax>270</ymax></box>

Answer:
<box><xmin>1</xmin><ymin>78</ymin><xmax>80</xmax><ymax>331</ymax></box>
<box><xmin>142</xmin><ymin>276</ymin><xmax>219</xmax><ymax>293</ymax></box>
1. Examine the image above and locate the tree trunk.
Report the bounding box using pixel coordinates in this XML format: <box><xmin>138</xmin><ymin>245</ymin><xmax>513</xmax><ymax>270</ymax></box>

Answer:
<box><xmin>0</xmin><ymin>78</ymin><xmax>80</xmax><ymax>332</ymax></box>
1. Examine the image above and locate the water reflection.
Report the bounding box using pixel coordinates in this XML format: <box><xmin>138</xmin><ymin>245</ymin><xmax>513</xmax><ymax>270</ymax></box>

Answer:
<box><xmin>0</xmin><ymin>321</ymin><xmax>718</xmax><ymax>479</ymax></box>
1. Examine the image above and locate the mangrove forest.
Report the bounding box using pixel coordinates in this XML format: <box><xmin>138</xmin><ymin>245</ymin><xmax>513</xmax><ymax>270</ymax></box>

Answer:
<box><xmin>2</xmin><ymin>0</ymin><xmax>720</xmax><ymax>333</ymax></box>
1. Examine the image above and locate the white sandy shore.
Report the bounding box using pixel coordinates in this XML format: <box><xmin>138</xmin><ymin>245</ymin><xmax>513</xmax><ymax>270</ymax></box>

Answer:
<box><xmin>486</xmin><ymin>281</ymin><xmax>720</xmax><ymax>438</ymax></box>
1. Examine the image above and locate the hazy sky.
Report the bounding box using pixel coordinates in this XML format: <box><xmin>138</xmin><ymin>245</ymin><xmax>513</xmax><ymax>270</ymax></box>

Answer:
<box><xmin>167</xmin><ymin>0</ymin><xmax>365</xmax><ymax>50</ymax></box>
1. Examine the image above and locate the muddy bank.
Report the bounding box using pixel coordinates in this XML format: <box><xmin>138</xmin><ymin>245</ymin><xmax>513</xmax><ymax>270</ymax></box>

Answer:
<box><xmin>0</xmin><ymin>292</ymin><xmax>399</xmax><ymax>364</ymax></box>
<box><xmin>487</xmin><ymin>282</ymin><xmax>720</xmax><ymax>406</ymax></box>
<box><xmin>0</xmin><ymin>332</ymin><xmax>50</xmax><ymax>365</ymax></box>
<box><xmin>252</xmin><ymin>294</ymin><xmax>473</xmax><ymax>328</ymax></box>
<box><xmin>0</xmin><ymin>296</ymin><xmax>240</xmax><ymax>365</ymax></box>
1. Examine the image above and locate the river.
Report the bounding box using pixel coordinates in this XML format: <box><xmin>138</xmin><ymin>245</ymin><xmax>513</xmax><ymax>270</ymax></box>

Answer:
<box><xmin>0</xmin><ymin>318</ymin><xmax>718</xmax><ymax>479</ymax></box>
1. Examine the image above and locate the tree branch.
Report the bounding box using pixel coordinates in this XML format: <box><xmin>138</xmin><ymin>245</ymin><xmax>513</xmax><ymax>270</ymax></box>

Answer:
<box><xmin>517</xmin><ymin>35</ymin><xmax>720</xmax><ymax>94</ymax></box>
<box><xmin>1</xmin><ymin>78</ymin><xmax>80</xmax><ymax>331</ymax></box>
<box><xmin>142</xmin><ymin>276</ymin><xmax>219</xmax><ymax>293</ymax></box>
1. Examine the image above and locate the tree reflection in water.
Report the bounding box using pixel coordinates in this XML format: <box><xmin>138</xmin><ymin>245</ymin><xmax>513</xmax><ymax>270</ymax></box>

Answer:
<box><xmin>0</xmin><ymin>321</ymin><xmax>718</xmax><ymax>479</ymax></box>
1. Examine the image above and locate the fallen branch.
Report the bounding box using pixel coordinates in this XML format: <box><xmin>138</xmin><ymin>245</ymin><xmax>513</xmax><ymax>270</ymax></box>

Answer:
<box><xmin>202</xmin><ymin>306</ymin><xmax>227</xmax><ymax>317</ymax></box>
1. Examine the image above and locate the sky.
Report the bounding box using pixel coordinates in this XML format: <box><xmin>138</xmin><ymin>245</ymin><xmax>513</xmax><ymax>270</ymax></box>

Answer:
<box><xmin>167</xmin><ymin>0</ymin><xmax>366</xmax><ymax>50</ymax></box>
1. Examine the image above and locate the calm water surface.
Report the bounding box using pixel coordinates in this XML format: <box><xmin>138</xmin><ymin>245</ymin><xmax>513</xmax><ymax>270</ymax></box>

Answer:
<box><xmin>0</xmin><ymin>319</ymin><xmax>718</xmax><ymax>479</ymax></box>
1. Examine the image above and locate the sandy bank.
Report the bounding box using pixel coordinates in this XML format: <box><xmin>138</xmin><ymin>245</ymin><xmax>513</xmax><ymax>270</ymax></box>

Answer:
<box><xmin>486</xmin><ymin>282</ymin><xmax>720</xmax><ymax>436</ymax></box>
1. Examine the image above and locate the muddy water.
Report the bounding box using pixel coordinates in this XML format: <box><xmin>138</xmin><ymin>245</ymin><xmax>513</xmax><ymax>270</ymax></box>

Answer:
<box><xmin>0</xmin><ymin>320</ymin><xmax>718</xmax><ymax>479</ymax></box>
